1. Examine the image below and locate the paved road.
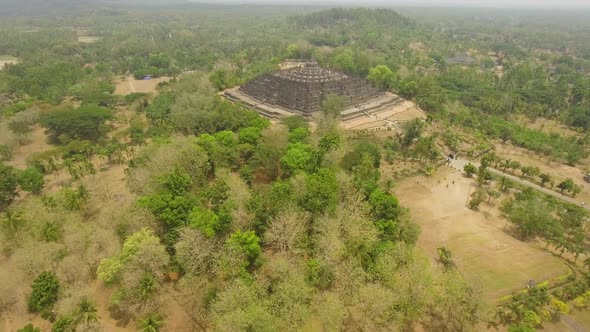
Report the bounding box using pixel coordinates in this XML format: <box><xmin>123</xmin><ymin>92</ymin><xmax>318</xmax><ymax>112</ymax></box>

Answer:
<box><xmin>447</xmin><ymin>156</ymin><xmax>590</xmax><ymax>212</ymax></box>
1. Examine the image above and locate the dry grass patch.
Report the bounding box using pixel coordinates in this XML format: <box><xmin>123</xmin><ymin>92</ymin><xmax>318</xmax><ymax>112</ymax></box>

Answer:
<box><xmin>114</xmin><ymin>75</ymin><xmax>171</xmax><ymax>96</ymax></box>
<box><xmin>393</xmin><ymin>167</ymin><xmax>569</xmax><ymax>300</ymax></box>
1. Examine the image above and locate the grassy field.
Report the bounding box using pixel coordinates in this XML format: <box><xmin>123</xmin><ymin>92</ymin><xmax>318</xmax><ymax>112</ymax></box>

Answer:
<box><xmin>393</xmin><ymin>166</ymin><xmax>570</xmax><ymax>301</ymax></box>
<box><xmin>114</xmin><ymin>75</ymin><xmax>171</xmax><ymax>96</ymax></box>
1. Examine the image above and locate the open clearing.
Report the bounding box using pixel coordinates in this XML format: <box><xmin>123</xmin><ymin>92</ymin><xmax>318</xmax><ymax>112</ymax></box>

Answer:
<box><xmin>5</xmin><ymin>126</ymin><xmax>54</xmax><ymax>169</ymax></box>
<box><xmin>78</xmin><ymin>36</ymin><xmax>102</xmax><ymax>44</ymax></box>
<box><xmin>114</xmin><ymin>75</ymin><xmax>171</xmax><ymax>95</ymax></box>
<box><xmin>393</xmin><ymin>166</ymin><xmax>569</xmax><ymax>300</ymax></box>
<box><xmin>0</xmin><ymin>55</ymin><xmax>19</xmax><ymax>70</ymax></box>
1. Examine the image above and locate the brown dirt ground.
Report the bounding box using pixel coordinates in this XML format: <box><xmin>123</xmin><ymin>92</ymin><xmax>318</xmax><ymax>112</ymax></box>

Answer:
<box><xmin>393</xmin><ymin>166</ymin><xmax>569</xmax><ymax>301</ymax></box>
<box><xmin>114</xmin><ymin>76</ymin><xmax>171</xmax><ymax>96</ymax></box>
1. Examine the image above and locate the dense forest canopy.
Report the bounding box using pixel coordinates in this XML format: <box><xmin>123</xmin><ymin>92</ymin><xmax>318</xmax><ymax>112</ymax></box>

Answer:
<box><xmin>1</xmin><ymin>3</ymin><xmax>590</xmax><ymax>332</ymax></box>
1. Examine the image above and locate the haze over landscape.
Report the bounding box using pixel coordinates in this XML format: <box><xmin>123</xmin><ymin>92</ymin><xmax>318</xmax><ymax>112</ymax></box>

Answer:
<box><xmin>191</xmin><ymin>0</ymin><xmax>590</xmax><ymax>8</ymax></box>
<box><xmin>1</xmin><ymin>1</ymin><xmax>590</xmax><ymax>331</ymax></box>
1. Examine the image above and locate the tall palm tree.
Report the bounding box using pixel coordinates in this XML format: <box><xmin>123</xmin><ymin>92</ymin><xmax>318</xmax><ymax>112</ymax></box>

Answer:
<box><xmin>1</xmin><ymin>208</ymin><xmax>25</xmax><ymax>235</ymax></box>
<box><xmin>138</xmin><ymin>273</ymin><xmax>157</xmax><ymax>303</ymax></box>
<box><xmin>74</xmin><ymin>297</ymin><xmax>99</xmax><ymax>329</ymax></box>
<box><xmin>139</xmin><ymin>312</ymin><xmax>164</xmax><ymax>332</ymax></box>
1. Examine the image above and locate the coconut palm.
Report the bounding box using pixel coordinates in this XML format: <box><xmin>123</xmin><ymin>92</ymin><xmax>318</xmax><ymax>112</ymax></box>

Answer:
<box><xmin>1</xmin><ymin>208</ymin><xmax>25</xmax><ymax>235</ymax></box>
<box><xmin>139</xmin><ymin>312</ymin><xmax>164</xmax><ymax>332</ymax></box>
<box><xmin>74</xmin><ymin>297</ymin><xmax>99</xmax><ymax>328</ymax></box>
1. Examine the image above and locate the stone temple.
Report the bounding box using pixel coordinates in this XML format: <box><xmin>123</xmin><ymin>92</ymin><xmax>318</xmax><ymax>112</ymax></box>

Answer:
<box><xmin>223</xmin><ymin>61</ymin><xmax>404</xmax><ymax>120</ymax></box>
<box><xmin>241</xmin><ymin>61</ymin><xmax>379</xmax><ymax>114</ymax></box>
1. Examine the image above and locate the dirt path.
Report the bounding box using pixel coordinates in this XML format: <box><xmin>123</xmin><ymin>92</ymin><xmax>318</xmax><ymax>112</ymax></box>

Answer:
<box><xmin>128</xmin><ymin>80</ymin><xmax>136</xmax><ymax>94</ymax></box>
<box><xmin>562</xmin><ymin>314</ymin><xmax>588</xmax><ymax>332</ymax></box>
<box><xmin>448</xmin><ymin>156</ymin><xmax>590</xmax><ymax>211</ymax></box>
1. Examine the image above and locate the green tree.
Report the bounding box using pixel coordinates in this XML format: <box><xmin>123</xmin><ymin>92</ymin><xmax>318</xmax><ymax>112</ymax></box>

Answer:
<box><xmin>18</xmin><ymin>167</ymin><xmax>45</xmax><ymax>194</ymax></box>
<box><xmin>17</xmin><ymin>324</ymin><xmax>41</xmax><ymax>332</ymax></box>
<box><xmin>469</xmin><ymin>188</ymin><xmax>487</xmax><ymax>210</ymax></box>
<box><xmin>288</xmin><ymin>127</ymin><xmax>310</xmax><ymax>144</ymax></box>
<box><xmin>226</xmin><ymin>230</ymin><xmax>261</xmax><ymax>265</ymax></box>
<box><xmin>238</xmin><ymin>127</ymin><xmax>262</xmax><ymax>145</ymax></box>
<box><xmin>321</xmin><ymin>94</ymin><xmax>345</xmax><ymax>118</ymax></box>
<box><xmin>369</xmin><ymin>190</ymin><xmax>402</xmax><ymax>221</ymax></box>
<box><xmin>139</xmin><ymin>193</ymin><xmax>193</xmax><ymax>229</ymax></box>
<box><xmin>146</xmin><ymin>93</ymin><xmax>175</xmax><ymax>127</ymax></box>
<box><xmin>139</xmin><ymin>312</ymin><xmax>165</xmax><ymax>332</ymax></box>
<box><xmin>1</xmin><ymin>208</ymin><xmax>25</xmax><ymax>236</ymax></box>
<box><xmin>40</xmin><ymin>105</ymin><xmax>112</xmax><ymax>143</ymax></box>
<box><xmin>437</xmin><ymin>246</ymin><xmax>454</xmax><ymax>270</ymax></box>
<box><xmin>51</xmin><ymin>316</ymin><xmax>74</xmax><ymax>332</ymax></box>
<box><xmin>401</xmin><ymin>119</ymin><xmax>425</xmax><ymax>149</ymax></box>
<box><xmin>160</xmin><ymin>167</ymin><xmax>192</xmax><ymax>196</ymax></box>
<box><xmin>477</xmin><ymin>167</ymin><xmax>493</xmax><ymax>185</ymax></box>
<box><xmin>27</xmin><ymin>272</ymin><xmax>60</xmax><ymax>314</ymax></box>
<box><xmin>300</xmin><ymin>168</ymin><xmax>339</xmax><ymax>215</ymax></box>
<box><xmin>342</xmin><ymin>141</ymin><xmax>381</xmax><ymax>171</ymax></box>
<box><xmin>508</xmin><ymin>323</ymin><xmax>535</xmax><ymax>332</ymax></box>
<box><xmin>189</xmin><ymin>206</ymin><xmax>224</xmax><ymax>237</ymax></box>
<box><xmin>463</xmin><ymin>163</ymin><xmax>478</xmax><ymax>177</ymax></box>
<box><xmin>74</xmin><ymin>297</ymin><xmax>99</xmax><ymax>329</ymax></box>
<box><xmin>557</xmin><ymin>178</ymin><xmax>575</xmax><ymax>194</ymax></box>
<box><xmin>367</xmin><ymin>65</ymin><xmax>396</xmax><ymax>90</ymax></box>
<box><xmin>502</xmin><ymin>198</ymin><xmax>557</xmax><ymax>240</ymax></box>
<box><xmin>280</xmin><ymin>143</ymin><xmax>316</xmax><ymax>176</ymax></box>
<box><xmin>62</xmin><ymin>185</ymin><xmax>90</xmax><ymax>211</ymax></box>
<box><xmin>282</xmin><ymin>116</ymin><xmax>308</xmax><ymax>131</ymax></box>
<box><xmin>0</xmin><ymin>163</ymin><xmax>18</xmax><ymax>210</ymax></box>
<box><xmin>97</xmin><ymin>228</ymin><xmax>164</xmax><ymax>284</ymax></box>
<box><xmin>498</xmin><ymin>176</ymin><xmax>513</xmax><ymax>192</ymax></box>
<box><xmin>508</xmin><ymin>160</ymin><xmax>521</xmax><ymax>174</ymax></box>
<box><xmin>318</xmin><ymin>130</ymin><xmax>342</xmax><ymax>156</ymax></box>
<box><xmin>539</xmin><ymin>173</ymin><xmax>552</xmax><ymax>187</ymax></box>
<box><xmin>332</xmin><ymin>50</ymin><xmax>356</xmax><ymax>73</ymax></box>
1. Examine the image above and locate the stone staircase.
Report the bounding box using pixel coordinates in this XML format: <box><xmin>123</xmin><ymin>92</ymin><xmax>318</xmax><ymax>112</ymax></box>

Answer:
<box><xmin>340</xmin><ymin>93</ymin><xmax>404</xmax><ymax>122</ymax></box>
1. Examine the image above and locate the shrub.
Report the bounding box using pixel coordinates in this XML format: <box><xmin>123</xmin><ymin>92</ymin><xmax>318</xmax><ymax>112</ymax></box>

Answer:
<box><xmin>27</xmin><ymin>272</ymin><xmax>60</xmax><ymax>314</ymax></box>
<box><xmin>18</xmin><ymin>167</ymin><xmax>45</xmax><ymax>194</ymax></box>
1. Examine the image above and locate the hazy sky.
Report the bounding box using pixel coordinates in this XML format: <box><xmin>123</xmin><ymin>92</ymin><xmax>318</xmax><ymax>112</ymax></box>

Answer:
<box><xmin>190</xmin><ymin>0</ymin><xmax>590</xmax><ymax>8</ymax></box>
